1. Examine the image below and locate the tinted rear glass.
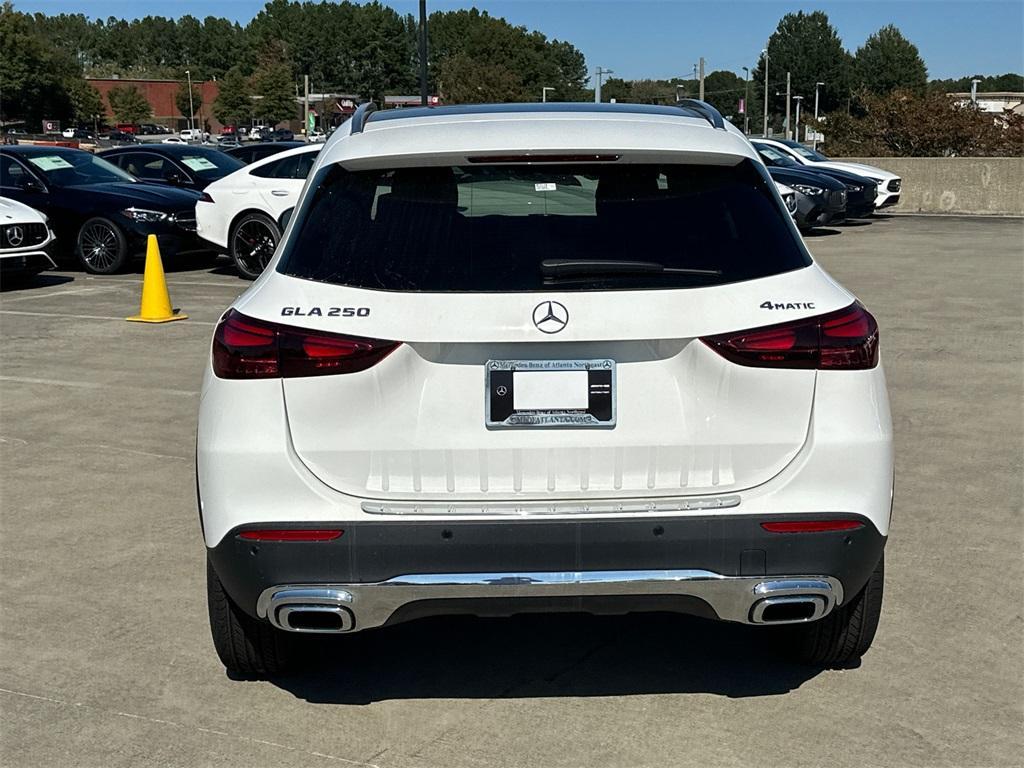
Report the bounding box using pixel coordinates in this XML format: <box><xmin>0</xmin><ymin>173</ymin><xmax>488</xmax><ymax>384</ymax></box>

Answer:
<box><xmin>279</xmin><ymin>161</ymin><xmax>810</xmax><ymax>292</ymax></box>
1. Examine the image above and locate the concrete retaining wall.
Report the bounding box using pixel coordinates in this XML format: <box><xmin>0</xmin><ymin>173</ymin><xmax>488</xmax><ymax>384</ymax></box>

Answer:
<box><xmin>839</xmin><ymin>157</ymin><xmax>1023</xmax><ymax>216</ymax></box>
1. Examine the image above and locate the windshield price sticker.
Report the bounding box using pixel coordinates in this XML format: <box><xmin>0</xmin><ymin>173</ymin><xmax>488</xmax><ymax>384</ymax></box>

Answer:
<box><xmin>534</xmin><ymin>182</ymin><xmax>557</xmax><ymax>192</ymax></box>
<box><xmin>182</xmin><ymin>157</ymin><xmax>218</xmax><ymax>171</ymax></box>
<box><xmin>28</xmin><ymin>156</ymin><xmax>74</xmax><ymax>171</ymax></box>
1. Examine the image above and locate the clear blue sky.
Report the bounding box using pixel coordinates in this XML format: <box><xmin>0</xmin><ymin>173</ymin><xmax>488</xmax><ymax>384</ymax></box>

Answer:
<box><xmin>12</xmin><ymin>0</ymin><xmax>1024</xmax><ymax>80</ymax></box>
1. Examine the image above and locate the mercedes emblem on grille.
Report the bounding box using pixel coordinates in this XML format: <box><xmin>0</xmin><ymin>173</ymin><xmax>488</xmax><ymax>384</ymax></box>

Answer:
<box><xmin>6</xmin><ymin>226</ymin><xmax>24</xmax><ymax>247</ymax></box>
<box><xmin>532</xmin><ymin>300</ymin><xmax>569</xmax><ymax>334</ymax></box>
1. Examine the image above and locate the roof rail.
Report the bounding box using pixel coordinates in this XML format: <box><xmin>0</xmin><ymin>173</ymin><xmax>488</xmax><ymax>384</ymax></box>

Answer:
<box><xmin>676</xmin><ymin>99</ymin><xmax>726</xmax><ymax>130</ymax></box>
<box><xmin>349</xmin><ymin>101</ymin><xmax>378</xmax><ymax>135</ymax></box>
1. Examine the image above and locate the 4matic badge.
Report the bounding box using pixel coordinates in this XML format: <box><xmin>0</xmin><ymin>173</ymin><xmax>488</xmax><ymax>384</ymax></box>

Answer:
<box><xmin>760</xmin><ymin>300</ymin><xmax>815</xmax><ymax>310</ymax></box>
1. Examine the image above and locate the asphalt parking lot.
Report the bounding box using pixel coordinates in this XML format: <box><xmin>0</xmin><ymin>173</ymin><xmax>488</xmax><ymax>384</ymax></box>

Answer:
<box><xmin>1</xmin><ymin>214</ymin><xmax>1021</xmax><ymax>768</ymax></box>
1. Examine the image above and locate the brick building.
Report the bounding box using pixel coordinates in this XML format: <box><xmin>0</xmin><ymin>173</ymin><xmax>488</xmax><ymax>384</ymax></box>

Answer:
<box><xmin>86</xmin><ymin>77</ymin><xmax>222</xmax><ymax>132</ymax></box>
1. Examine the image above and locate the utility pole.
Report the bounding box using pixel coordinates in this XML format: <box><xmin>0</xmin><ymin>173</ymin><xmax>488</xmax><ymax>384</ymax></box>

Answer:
<box><xmin>542</xmin><ymin>86</ymin><xmax>555</xmax><ymax>103</ymax></box>
<box><xmin>418</xmin><ymin>0</ymin><xmax>428</xmax><ymax>106</ymax></box>
<box><xmin>784</xmin><ymin>71</ymin><xmax>791</xmax><ymax>140</ymax></box>
<box><xmin>185</xmin><ymin>69</ymin><xmax>194</xmax><ymax>134</ymax></box>
<box><xmin>742</xmin><ymin>67</ymin><xmax>750</xmax><ymax>135</ymax></box>
<box><xmin>813</xmin><ymin>81</ymin><xmax>824</xmax><ymax>149</ymax></box>
<box><xmin>303</xmin><ymin>74</ymin><xmax>309</xmax><ymax>137</ymax></box>
<box><xmin>698</xmin><ymin>57</ymin><xmax>705</xmax><ymax>100</ymax></box>
<box><xmin>793</xmin><ymin>95</ymin><xmax>803</xmax><ymax>141</ymax></box>
<box><xmin>594</xmin><ymin>67</ymin><xmax>613</xmax><ymax>103</ymax></box>
<box><xmin>761</xmin><ymin>48</ymin><xmax>769</xmax><ymax>136</ymax></box>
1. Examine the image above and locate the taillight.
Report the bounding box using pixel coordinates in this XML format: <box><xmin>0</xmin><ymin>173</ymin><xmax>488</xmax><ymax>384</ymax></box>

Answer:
<box><xmin>239</xmin><ymin>529</ymin><xmax>343</xmax><ymax>541</ymax></box>
<box><xmin>212</xmin><ymin>309</ymin><xmax>399</xmax><ymax>379</ymax></box>
<box><xmin>761</xmin><ymin>520</ymin><xmax>864</xmax><ymax>533</ymax></box>
<box><xmin>700</xmin><ymin>302</ymin><xmax>878</xmax><ymax>370</ymax></box>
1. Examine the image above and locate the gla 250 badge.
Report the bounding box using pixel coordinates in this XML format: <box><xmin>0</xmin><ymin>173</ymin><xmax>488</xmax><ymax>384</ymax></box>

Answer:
<box><xmin>281</xmin><ymin>306</ymin><xmax>371</xmax><ymax>317</ymax></box>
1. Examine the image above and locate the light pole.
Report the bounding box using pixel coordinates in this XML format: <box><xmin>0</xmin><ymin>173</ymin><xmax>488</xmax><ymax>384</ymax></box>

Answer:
<box><xmin>793</xmin><ymin>95</ymin><xmax>803</xmax><ymax>141</ymax></box>
<box><xmin>970</xmin><ymin>78</ymin><xmax>982</xmax><ymax>104</ymax></box>
<box><xmin>812</xmin><ymin>81</ymin><xmax>824</xmax><ymax>148</ymax></box>
<box><xmin>418</xmin><ymin>0</ymin><xmax>429</xmax><ymax>106</ymax></box>
<box><xmin>542</xmin><ymin>87</ymin><xmax>555</xmax><ymax>103</ymax></box>
<box><xmin>742</xmin><ymin>66</ymin><xmax>750</xmax><ymax>135</ymax></box>
<box><xmin>594</xmin><ymin>67</ymin><xmax>613</xmax><ymax>103</ymax></box>
<box><xmin>185</xmin><ymin>69</ymin><xmax>194</xmax><ymax>135</ymax></box>
<box><xmin>675</xmin><ymin>82</ymin><xmax>685</xmax><ymax>103</ymax></box>
<box><xmin>761</xmin><ymin>48</ymin><xmax>769</xmax><ymax>137</ymax></box>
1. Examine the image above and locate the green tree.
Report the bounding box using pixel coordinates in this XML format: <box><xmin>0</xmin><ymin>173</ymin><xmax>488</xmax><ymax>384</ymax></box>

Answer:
<box><xmin>213</xmin><ymin>66</ymin><xmax>253</xmax><ymax>126</ymax></box>
<box><xmin>107</xmin><ymin>84</ymin><xmax>151</xmax><ymax>123</ymax></box>
<box><xmin>437</xmin><ymin>54</ymin><xmax>525</xmax><ymax>103</ymax></box>
<box><xmin>853</xmin><ymin>25</ymin><xmax>927</xmax><ymax>96</ymax></box>
<box><xmin>67</xmin><ymin>78</ymin><xmax>105</xmax><ymax>125</ymax></box>
<box><xmin>929</xmin><ymin>72</ymin><xmax>1024</xmax><ymax>93</ymax></box>
<box><xmin>175</xmin><ymin>82</ymin><xmax>202</xmax><ymax>122</ymax></box>
<box><xmin>251</xmin><ymin>45</ymin><xmax>296</xmax><ymax>125</ymax></box>
<box><xmin>0</xmin><ymin>2</ymin><xmax>77</xmax><ymax>125</ymax></box>
<box><xmin>751</xmin><ymin>11</ymin><xmax>851</xmax><ymax>131</ymax></box>
<box><xmin>700</xmin><ymin>70</ymin><xmax>747</xmax><ymax>123</ymax></box>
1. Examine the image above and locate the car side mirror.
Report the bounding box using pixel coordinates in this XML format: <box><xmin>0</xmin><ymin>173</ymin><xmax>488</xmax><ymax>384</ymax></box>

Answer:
<box><xmin>163</xmin><ymin>171</ymin><xmax>184</xmax><ymax>185</ymax></box>
<box><xmin>20</xmin><ymin>178</ymin><xmax>45</xmax><ymax>193</ymax></box>
<box><xmin>279</xmin><ymin>208</ymin><xmax>294</xmax><ymax>230</ymax></box>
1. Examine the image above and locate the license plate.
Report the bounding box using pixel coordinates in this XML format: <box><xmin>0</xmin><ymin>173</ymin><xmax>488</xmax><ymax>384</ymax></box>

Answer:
<box><xmin>486</xmin><ymin>359</ymin><xmax>616</xmax><ymax>429</ymax></box>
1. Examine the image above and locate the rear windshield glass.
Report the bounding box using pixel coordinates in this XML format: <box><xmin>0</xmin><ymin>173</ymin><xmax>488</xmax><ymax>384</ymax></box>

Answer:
<box><xmin>279</xmin><ymin>161</ymin><xmax>810</xmax><ymax>292</ymax></box>
<box><xmin>178</xmin><ymin>148</ymin><xmax>245</xmax><ymax>179</ymax></box>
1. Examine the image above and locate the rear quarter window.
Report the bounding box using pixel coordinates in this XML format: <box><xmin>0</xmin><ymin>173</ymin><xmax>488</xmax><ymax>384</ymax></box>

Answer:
<box><xmin>279</xmin><ymin>160</ymin><xmax>810</xmax><ymax>292</ymax></box>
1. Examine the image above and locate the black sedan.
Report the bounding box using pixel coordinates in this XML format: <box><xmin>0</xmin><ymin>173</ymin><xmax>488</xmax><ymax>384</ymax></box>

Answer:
<box><xmin>754</xmin><ymin>143</ymin><xmax>877</xmax><ymax>218</ymax></box>
<box><xmin>763</xmin><ymin>164</ymin><xmax>848</xmax><ymax>231</ymax></box>
<box><xmin>99</xmin><ymin>143</ymin><xmax>245</xmax><ymax>192</ymax></box>
<box><xmin>223</xmin><ymin>140</ymin><xmax>305</xmax><ymax>164</ymax></box>
<box><xmin>0</xmin><ymin>145</ymin><xmax>204</xmax><ymax>274</ymax></box>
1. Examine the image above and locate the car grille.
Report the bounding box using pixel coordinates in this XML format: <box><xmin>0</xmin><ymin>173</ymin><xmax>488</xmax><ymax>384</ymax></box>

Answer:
<box><xmin>2</xmin><ymin>222</ymin><xmax>48</xmax><ymax>249</ymax></box>
<box><xmin>888</xmin><ymin>179</ymin><xmax>902</xmax><ymax>192</ymax></box>
<box><xmin>829</xmin><ymin>190</ymin><xmax>847</xmax><ymax>207</ymax></box>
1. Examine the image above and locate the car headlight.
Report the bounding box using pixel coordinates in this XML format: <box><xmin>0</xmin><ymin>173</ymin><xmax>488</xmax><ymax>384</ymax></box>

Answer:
<box><xmin>792</xmin><ymin>184</ymin><xmax>824</xmax><ymax>197</ymax></box>
<box><xmin>121</xmin><ymin>208</ymin><xmax>169</xmax><ymax>223</ymax></box>
<box><xmin>846</xmin><ymin>185</ymin><xmax>862</xmax><ymax>192</ymax></box>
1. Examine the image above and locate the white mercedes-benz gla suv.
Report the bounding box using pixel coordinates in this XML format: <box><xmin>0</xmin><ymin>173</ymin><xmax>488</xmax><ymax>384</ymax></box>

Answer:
<box><xmin>198</xmin><ymin>101</ymin><xmax>892</xmax><ymax>677</ymax></box>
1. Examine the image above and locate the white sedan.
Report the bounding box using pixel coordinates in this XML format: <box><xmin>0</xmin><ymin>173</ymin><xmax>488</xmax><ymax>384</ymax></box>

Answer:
<box><xmin>195</xmin><ymin>144</ymin><xmax>321</xmax><ymax>279</ymax></box>
<box><xmin>0</xmin><ymin>197</ymin><xmax>56</xmax><ymax>279</ymax></box>
<box><xmin>753</xmin><ymin>138</ymin><xmax>902</xmax><ymax>208</ymax></box>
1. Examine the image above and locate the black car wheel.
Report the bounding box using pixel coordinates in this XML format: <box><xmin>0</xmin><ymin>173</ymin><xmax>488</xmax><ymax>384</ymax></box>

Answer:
<box><xmin>230</xmin><ymin>212</ymin><xmax>280</xmax><ymax>280</ymax></box>
<box><xmin>77</xmin><ymin>217</ymin><xmax>128</xmax><ymax>274</ymax></box>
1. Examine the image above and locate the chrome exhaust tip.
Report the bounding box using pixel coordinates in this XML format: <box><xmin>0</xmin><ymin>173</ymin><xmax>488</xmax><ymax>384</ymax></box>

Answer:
<box><xmin>749</xmin><ymin>579</ymin><xmax>836</xmax><ymax>624</ymax></box>
<box><xmin>265</xmin><ymin>588</ymin><xmax>355</xmax><ymax>633</ymax></box>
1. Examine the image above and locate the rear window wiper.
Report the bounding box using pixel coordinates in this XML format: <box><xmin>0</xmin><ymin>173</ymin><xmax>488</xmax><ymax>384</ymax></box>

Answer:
<box><xmin>540</xmin><ymin>259</ymin><xmax>722</xmax><ymax>278</ymax></box>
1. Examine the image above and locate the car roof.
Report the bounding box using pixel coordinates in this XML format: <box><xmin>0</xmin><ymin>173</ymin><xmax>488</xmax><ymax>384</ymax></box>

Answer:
<box><xmin>320</xmin><ymin>102</ymin><xmax>757</xmax><ymax>170</ymax></box>
<box><xmin>1</xmin><ymin>145</ymin><xmax>86</xmax><ymax>157</ymax></box>
<box><xmin>100</xmin><ymin>143</ymin><xmax>220</xmax><ymax>156</ymax></box>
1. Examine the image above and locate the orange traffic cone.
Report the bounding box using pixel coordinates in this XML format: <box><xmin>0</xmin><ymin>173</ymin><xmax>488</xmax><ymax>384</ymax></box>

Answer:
<box><xmin>126</xmin><ymin>235</ymin><xmax>187</xmax><ymax>323</ymax></box>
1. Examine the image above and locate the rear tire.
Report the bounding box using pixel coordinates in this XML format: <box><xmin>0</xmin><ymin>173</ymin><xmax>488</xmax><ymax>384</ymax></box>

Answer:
<box><xmin>206</xmin><ymin>557</ymin><xmax>294</xmax><ymax>677</ymax></box>
<box><xmin>230</xmin><ymin>212</ymin><xmax>279</xmax><ymax>280</ymax></box>
<box><xmin>780</xmin><ymin>554</ymin><xmax>884</xmax><ymax>667</ymax></box>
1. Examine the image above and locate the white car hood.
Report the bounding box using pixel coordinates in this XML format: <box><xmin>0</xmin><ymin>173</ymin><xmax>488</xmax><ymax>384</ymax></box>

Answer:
<box><xmin>0</xmin><ymin>197</ymin><xmax>47</xmax><ymax>225</ymax></box>
<box><xmin>813</xmin><ymin>161</ymin><xmax>897</xmax><ymax>181</ymax></box>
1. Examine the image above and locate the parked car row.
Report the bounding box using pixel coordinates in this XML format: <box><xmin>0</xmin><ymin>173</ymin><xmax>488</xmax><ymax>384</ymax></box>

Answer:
<box><xmin>752</xmin><ymin>138</ymin><xmax>901</xmax><ymax>231</ymax></box>
<box><xmin>0</xmin><ymin>118</ymin><xmax>903</xmax><ymax>282</ymax></box>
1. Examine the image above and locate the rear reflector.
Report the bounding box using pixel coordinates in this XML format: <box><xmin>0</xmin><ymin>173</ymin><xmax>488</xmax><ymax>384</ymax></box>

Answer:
<box><xmin>761</xmin><ymin>520</ymin><xmax>864</xmax><ymax>533</ymax></box>
<box><xmin>212</xmin><ymin>309</ymin><xmax>400</xmax><ymax>379</ymax></box>
<box><xmin>700</xmin><ymin>302</ymin><xmax>879</xmax><ymax>370</ymax></box>
<box><xmin>238</xmin><ymin>529</ymin><xmax>343</xmax><ymax>541</ymax></box>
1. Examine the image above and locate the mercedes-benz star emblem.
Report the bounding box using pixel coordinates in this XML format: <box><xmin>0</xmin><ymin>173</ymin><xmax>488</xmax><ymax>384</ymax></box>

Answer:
<box><xmin>532</xmin><ymin>300</ymin><xmax>569</xmax><ymax>334</ymax></box>
<box><xmin>7</xmin><ymin>226</ymin><xmax>24</xmax><ymax>247</ymax></box>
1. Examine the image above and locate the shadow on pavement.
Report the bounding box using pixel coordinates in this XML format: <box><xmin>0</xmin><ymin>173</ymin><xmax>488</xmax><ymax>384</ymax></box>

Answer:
<box><xmin>259</xmin><ymin>612</ymin><xmax>827</xmax><ymax>703</ymax></box>
<box><xmin>803</xmin><ymin>228</ymin><xmax>842</xmax><ymax>238</ymax></box>
<box><xmin>0</xmin><ymin>272</ymin><xmax>75</xmax><ymax>292</ymax></box>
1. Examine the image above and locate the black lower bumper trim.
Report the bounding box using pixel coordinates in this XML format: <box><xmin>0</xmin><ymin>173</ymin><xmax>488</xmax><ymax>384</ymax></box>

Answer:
<box><xmin>208</xmin><ymin>514</ymin><xmax>886</xmax><ymax>620</ymax></box>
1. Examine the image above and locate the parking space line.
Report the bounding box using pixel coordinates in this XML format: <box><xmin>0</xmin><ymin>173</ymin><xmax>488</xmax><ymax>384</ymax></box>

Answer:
<box><xmin>1</xmin><ymin>286</ymin><xmax>127</xmax><ymax>303</ymax></box>
<box><xmin>0</xmin><ymin>375</ymin><xmax>198</xmax><ymax>397</ymax></box>
<box><xmin>0</xmin><ymin>309</ymin><xmax>215</xmax><ymax>325</ymax></box>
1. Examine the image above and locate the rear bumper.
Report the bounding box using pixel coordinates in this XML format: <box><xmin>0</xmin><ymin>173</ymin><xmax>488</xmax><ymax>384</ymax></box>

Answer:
<box><xmin>209</xmin><ymin>514</ymin><xmax>885</xmax><ymax>630</ymax></box>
